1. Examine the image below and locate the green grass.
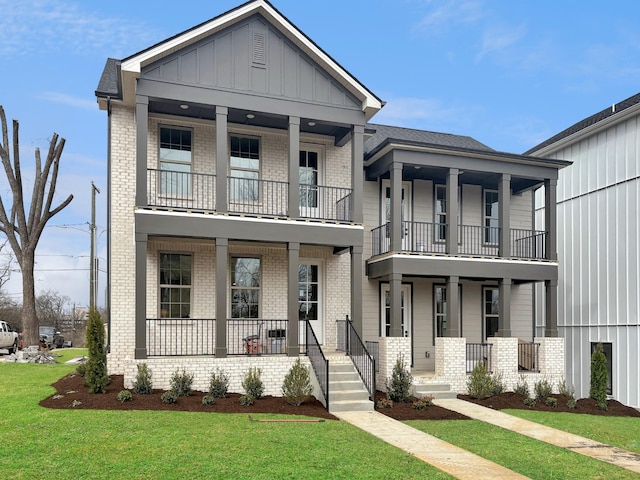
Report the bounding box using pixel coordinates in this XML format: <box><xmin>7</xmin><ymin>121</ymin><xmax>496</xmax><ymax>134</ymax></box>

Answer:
<box><xmin>504</xmin><ymin>409</ymin><xmax>640</xmax><ymax>454</ymax></box>
<box><xmin>0</xmin><ymin>352</ymin><xmax>451</xmax><ymax>480</ymax></box>
<box><xmin>407</xmin><ymin>420</ymin><xmax>640</xmax><ymax>480</ymax></box>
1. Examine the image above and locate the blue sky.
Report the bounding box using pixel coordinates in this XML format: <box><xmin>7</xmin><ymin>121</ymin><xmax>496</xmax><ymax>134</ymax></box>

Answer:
<box><xmin>1</xmin><ymin>0</ymin><xmax>639</xmax><ymax>308</ymax></box>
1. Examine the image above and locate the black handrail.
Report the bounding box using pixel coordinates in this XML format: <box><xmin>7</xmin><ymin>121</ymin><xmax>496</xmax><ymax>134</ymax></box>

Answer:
<box><xmin>305</xmin><ymin>320</ymin><xmax>329</xmax><ymax>411</ymax></box>
<box><xmin>345</xmin><ymin>316</ymin><xmax>376</xmax><ymax>400</ymax></box>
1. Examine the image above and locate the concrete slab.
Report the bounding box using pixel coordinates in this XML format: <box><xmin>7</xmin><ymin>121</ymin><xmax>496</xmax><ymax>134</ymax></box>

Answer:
<box><xmin>336</xmin><ymin>410</ymin><xmax>529</xmax><ymax>479</ymax></box>
<box><xmin>435</xmin><ymin>398</ymin><xmax>640</xmax><ymax>474</ymax></box>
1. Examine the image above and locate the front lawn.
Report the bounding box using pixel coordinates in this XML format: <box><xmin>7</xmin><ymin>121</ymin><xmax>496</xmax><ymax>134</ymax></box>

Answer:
<box><xmin>407</xmin><ymin>419</ymin><xmax>640</xmax><ymax>480</ymax></box>
<box><xmin>0</xmin><ymin>352</ymin><xmax>451</xmax><ymax>479</ymax></box>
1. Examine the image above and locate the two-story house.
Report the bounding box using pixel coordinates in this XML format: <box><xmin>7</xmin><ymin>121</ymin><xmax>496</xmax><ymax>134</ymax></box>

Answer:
<box><xmin>96</xmin><ymin>0</ymin><xmax>569</xmax><ymax>411</ymax></box>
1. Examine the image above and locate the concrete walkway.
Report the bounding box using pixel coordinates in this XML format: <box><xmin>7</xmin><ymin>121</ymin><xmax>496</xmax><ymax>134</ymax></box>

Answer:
<box><xmin>335</xmin><ymin>410</ymin><xmax>529</xmax><ymax>479</ymax></box>
<box><xmin>435</xmin><ymin>398</ymin><xmax>640</xmax><ymax>474</ymax></box>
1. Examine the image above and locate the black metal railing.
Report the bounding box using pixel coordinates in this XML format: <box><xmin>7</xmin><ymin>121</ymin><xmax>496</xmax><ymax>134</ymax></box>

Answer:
<box><xmin>147</xmin><ymin>169</ymin><xmax>216</xmax><ymax>211</ymax></box>
<box><xmin>305</xmin><ymin>320</ymin><xmax>329</xmax><ymax>411</ymax></box>
<box><xmin>371</xmin><ymin>223</ymin><xmax>389</xmax><ymax>256</ymax></box>
<box><xmin>336</xmin><ymin>319</ymin><xmax>347</xmax><ymax>351</ymax></box>
<box><xmin>146</xmin><ymin>318</ymin><xmax>215</xmax><ymax>356</ymax></box>
<box><xmin>459</xmin><ymin>225</ymin><xmax>500</xmax><ymax>256</ymax></box>
<box><xmin>345</xmin><ymin>316</ymin><xmax>376</xmax><ymax>400</ymax></box>
<box><xmin>365</xmin><ymin>341</ymin><xmax>380</xmax><ymax>373</ymax></box>
<box><xmin>228</xmin><ymin>177</ymin><xmax>289</xmax><ymax>217</ymax></box>
<box><xmin>518</xmin><ymin>342</ymin><xmax>540</xmax><ymax>372</ymax></box>
<box><xmin>511</xmin><ymin>229</ymin><xmax>546</xmax><ymax>260</ymax></box>
<box><xmin>300</xmin><ymin>184</ymin><xmax>353</xmax><ymax>221</ymax></box>
<box><xmin>466</xmin><ymin>342</ymin><xmax>492</xmax><ymax>373</ymax></box>
<box><xmin>227</xmin><ymin>319</ymin><xmax>288</xmax><ymax>355</ymax></box>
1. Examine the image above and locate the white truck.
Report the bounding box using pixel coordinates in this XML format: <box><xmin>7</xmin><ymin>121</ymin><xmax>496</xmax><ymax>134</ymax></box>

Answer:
<box><xmin>0</xmin><ymin>320</ymin><xmax>19</xmax><ymax>354</ymax></box>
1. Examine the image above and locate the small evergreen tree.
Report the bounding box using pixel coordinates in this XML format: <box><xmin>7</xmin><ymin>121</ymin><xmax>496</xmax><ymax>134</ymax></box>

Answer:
<box><xmin>386</xmin><ymin>355</ymin><xmax>413</xmax><ymax>403</ymax></box>
<box><xmin>282</xmin><ymin>358</ymin><xmax>313</xmax><ymax>406</ymax></box>
<box><xmin>590</xmin><ymin>343</ymin><xmax>608</xmax><ymax>411</ymax></box>
<box><xmin>85</xmin><ymin>308</ymin><xmax>109</xmax><ymax>393</ymax></box>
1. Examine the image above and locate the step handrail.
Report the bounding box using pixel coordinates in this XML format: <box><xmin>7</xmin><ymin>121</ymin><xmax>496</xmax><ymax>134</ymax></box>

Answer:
<box><xmin>345</xmin><ymin>316</ymin><xmax>376</xmax><ymax>400</ymax></box>
<box><xmin>305</xmin><ymin>319</ymin><xmax>329</xmax><ymax>411</ymax></box>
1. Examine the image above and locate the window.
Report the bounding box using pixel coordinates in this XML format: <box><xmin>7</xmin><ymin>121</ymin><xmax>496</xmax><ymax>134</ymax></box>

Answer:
<box><xmin>435</xmin><ymin>185</ymin><xmax>447</xmax><ymax>241</ymax></box>
<box><xmin>230</xmin><ymin>136</ymin><xmax>260</xmax><ymax>201</ymax></box>
<box><xmin>590</xmin><ymin>342</ymin><xmax>613</xmax><ymax>395</ymax></box>
<box><xmin>159</xmin><ymin>253</ymin><xmax>191</xmax><ymax>318</ymax></box>
<box><xmin>299</xmin><ymin>150</ymin><xmax>319</xmax><ymax>209</ymax></box>
<box><xmin>484</xmin><ymin>287</ymin><xmax>499</xmax><ymax>339</ymax></box>
<box><xmin>434</xmin><ymin>285</ymin><xmax>447</xmax><ymax>337</ymax></box>
<box><xmin>484</xmin><ymin>190</ymin><xmax>499</xmax><ymax>244</ymax></box>
<box><xmin>298</xmin><ymin>264</ymin><xmax>319</xmax><ymax>322</ymax></box>
<box><xmin>159</xmin><ymin>127</ymin><xmax>192</xmax><ymax>196</ymax></box>
<box><xmin>231</xmin><ymin>257</ymin><xmax>260</xmax><ymax>318</ymax></box>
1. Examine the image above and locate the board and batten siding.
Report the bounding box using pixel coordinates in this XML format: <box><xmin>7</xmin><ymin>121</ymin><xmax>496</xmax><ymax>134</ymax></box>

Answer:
<box><xmin>533</xmin><ymin>113</ymin><xmax>640</xmax><ymax>408</ymax></box>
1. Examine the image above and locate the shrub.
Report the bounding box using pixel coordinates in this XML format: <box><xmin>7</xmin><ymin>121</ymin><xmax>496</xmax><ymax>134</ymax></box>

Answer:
<box><xmin>202</xmin><ymin>395</ymin><xmax>216</xmax><ymax>406</ymax></box>
<box><xmin>590</xmin><ymin>343</ymin><xmax>608</xmax><ymax>411</ymax></box>
<box><xmin>412</xmin><ymin>396</ymin><xmax>434</xmax><ymax>410</ymax></box>
<box><xmin>567</xmin><ymin>397</ymin><xmax>577</xmax><ymax>409</ymax></box>
<box><xmin>75</xmin><ymin>362</ymin><xmax>87</xmax><ymax>377</ymax></box>
<box><xmin>514</xmin><ymin>375</ymin><xmax>529</xmax><ymax>397</ymax></box>
<box><xmin>208</xmin><ymin>369</ymin><xmax>230</xmax><ymax>398</ymax></box>
<box><xmin>466</xmin><ymin>362</ymin><xmax>493</xmax><ymax>399</ymax></box>
<box><xmin>117</xmin><ymin>390</ymin><xmax>132</xmax><ymax>403</ymax></box>
<box><xmin>558</xmin><ymin>377</ymin><xmax>572</xmax><ymax>397</ymax></box>
<box><xmin>282</xmin><ymin>358</ymin><xmax>313</xmax><ymax>406</ymax></box>
<box><xmin>85</xmin><ymin>308</ymin><xmax>109</xmax><ymax>394</ymax></box>
<box><xmin>386</xmin><ymin>355</ymin><xmax>413</xmax><ymax>403</ymax></box>
<box><xmin>523</xmin><ymin>397</ymin><xmax>536</xmax><ymax>408</ymax></box>
<box><xmin>376</xmin><ymin>398</ymin><xmax>394</xmax><ymax>409</ymax></box>
<box><xmin>133</xmin><ymin>363</ymin><xmax>153</xmax><ymax>395</ymax></box>
<box><xmin>170</xmin><ymin>368</ymin><xmax>194</xmax><ymax>397</ymax></box>
<box><xmin>545</xmin><ymin>397</ymin><xmax>558</xmax><ymax>408</ymax></box>
<box><xmin>242</xmin><ymin>367</ymin><xmax>264</xmax><ymax>400</ymax></box>
<box><xmin>239</xmin><ymin>394</ymin><xmax>254</xmax><ymax>406</ymax></box>
<box><xmin>534</xmin><ymin>378</ymin><xmax>552</xmax><ymax>400</ymax></box>
<box><xmin>490</xmin><ymin>371</ymin><xmax>504</xmax><ymax>396</ymax></box>
<box><xmin>161</xmin><ymin>390</ymin><xmax>178</xmax><ymax>404</ymax></box>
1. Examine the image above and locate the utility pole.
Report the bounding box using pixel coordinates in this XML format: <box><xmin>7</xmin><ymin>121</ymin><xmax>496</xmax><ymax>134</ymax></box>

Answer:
<box><xmin>90</xmin><ymin>182</ymin><xmax>100</xmax><ymax>310</ymax></box>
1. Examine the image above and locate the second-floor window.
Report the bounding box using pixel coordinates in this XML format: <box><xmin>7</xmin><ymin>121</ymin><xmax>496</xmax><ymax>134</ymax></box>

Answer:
<box><xmin>159</xmin><ymin>127</ymin><xmax>192</xmax><ymax>196</ymax></box>
<box><xmin>230</xmin><ymin>136</ymin><xmax>260</xmax><ymax>202</ymax></box>
<box><xmin>299</xmin><ymin>150</ymin><xmax>318</xmax><ymax>209</ymax></box>
<box><xmin>484</xmin><ymin>190</ymin><xmax>499</xmax><ymax>244</ymax></box>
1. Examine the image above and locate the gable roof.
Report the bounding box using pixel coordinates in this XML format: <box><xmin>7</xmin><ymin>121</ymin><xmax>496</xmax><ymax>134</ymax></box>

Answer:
<box><xmin>98</xmin><ymin>0</ymin><xmax>382</xmax><ymax>119</ymax></box>
<box><xmin>525</xmin><ymin>91</ymin><xmax>640</xmax><ymax>155</ymax></box>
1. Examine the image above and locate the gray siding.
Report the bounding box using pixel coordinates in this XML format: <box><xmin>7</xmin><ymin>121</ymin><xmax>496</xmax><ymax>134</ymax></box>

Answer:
<box><xmin>143</xmin><ymin>15</ymin><xmax>360</xmax><ymax>110</ymax></box>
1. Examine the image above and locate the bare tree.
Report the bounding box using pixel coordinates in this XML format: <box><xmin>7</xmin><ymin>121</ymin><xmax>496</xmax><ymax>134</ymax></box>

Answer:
<box><xmin>0</xmin><ymin>106</ymin><xmax>73</xmax><ymax>345</ymax></box>
<box><xmin>0</xmin><ymin>291</ymin><xmax>22</xmax><ymax>330</ymax></box>
<box><xmin>36</xmin><ymin>289</ymin><xmax>70</xmax><ymax>331</ymax></box>
<box><xmin>0</xmin><ymin>240</ymin><xmax>13</xmax><ymax>290</ymax></box>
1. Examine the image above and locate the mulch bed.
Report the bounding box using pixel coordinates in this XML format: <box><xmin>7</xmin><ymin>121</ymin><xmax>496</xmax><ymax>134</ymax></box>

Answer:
<box><xmin>458</xmin><ymin>392</ymin><xmax>640</xmax><ymax>417</ymax></box>
<box><xmin>41</xmin><ymin>374</ymin><xmax>640</xmax><ymax>421</ymax></box>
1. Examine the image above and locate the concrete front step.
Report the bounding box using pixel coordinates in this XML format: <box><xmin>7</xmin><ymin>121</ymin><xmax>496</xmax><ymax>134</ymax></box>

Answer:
<box><xmin>412</xmin><ymin>383</ymin><xmax>458</xmax><ymax>399</ymax></box>
<box><xmin>329</xmin><ymin>389</ymin><xmax>371</xmax><ymax>402</ymax></box>
<box><xmin>328</xmin><ymin>358</ymin><xmax>374</xmax><ymax>413</ymax></box>
<box><xmin>329</xmin><ymin>399</ymin><xmax>374</xmax><ymax>412</ymax></box>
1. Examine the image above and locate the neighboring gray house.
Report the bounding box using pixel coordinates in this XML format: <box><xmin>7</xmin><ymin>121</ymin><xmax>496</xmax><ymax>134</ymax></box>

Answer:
<box><xmin>528</xmin><ymin>92</ymin><xmax>640</xmax><ymax>408</ymax></box>
<box><xmin>96</xmin><ymin>0</ymin><xmax>569</xmax><ymax>411</ymax></box>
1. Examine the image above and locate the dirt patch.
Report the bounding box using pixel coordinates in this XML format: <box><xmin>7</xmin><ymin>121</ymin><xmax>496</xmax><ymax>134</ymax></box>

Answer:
<box><xmin>457</xmin><ymin>392</ymin><xmax>640</xmax><ymax>417</ymax></box>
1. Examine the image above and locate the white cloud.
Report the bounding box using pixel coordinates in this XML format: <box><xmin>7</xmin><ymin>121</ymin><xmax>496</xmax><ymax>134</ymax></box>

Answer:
<box><xmin>0</xmin><ymin>0</ymin><xmax>160</xmax><ymax>57</ymax></box>
<box><xmin>416</xmin><ymin>0</ymin><xmax>485</xmax><ymax>32</ymax></box>
<box><xmin>41</xmin><ymin>92</ymin><xmax>97</xmax><ymax>111</ymax></box>
<box><xmin>475</xmin><ymin>24</ymin><xmax>527</xmax><ymax>62</ymax></box>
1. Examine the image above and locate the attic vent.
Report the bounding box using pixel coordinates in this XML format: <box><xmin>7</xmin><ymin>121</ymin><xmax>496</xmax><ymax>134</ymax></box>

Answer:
<box><xmin>253</xmin><ymin>32</ymin><xmax>266</xmax><ymax>65</ymax></box>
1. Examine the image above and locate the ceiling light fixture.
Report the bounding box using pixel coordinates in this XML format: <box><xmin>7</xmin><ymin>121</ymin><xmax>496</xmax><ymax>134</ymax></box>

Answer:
<box><xmin>246</xmin><ymin>113</ymin><xmax>255</xmax><ymax>119</ymax></box>
<box><xmin>308</xmin><ymin>121</ymin><xmax>316</xmax><ymax>127</ymax></box>
<box><xmin>179</xmin><ymin>104</ymin><xmax>189</xmax><ymax>110</ymax></box>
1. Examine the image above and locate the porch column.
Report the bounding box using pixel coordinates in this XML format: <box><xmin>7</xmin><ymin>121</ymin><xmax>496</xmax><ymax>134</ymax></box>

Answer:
<box><xmin>351</xmin><ymin>125</ymin><xmax>364</xmax><ymax>224</ymax></box>
<box><xmin>497</xmin><ymin>278</ymin><xmax>512</xmax><ymax>337</ymax></box>
<box><xmin>446</xmin><ymin>275</ymin><xmax>460</xmax><ymax>337</ymax></box>
<box><xmin>287</xmin><ymin>242</ymin><xmax>300</xmax><ymax>356</ymax></box>
<box><xmin>544</xmin><ymin>179</ymin><xmax>557</xmax><ymax>261</ymax></box>
<box><xmin>134</xmin><ymin>232</ymin><xmax>147</xmax><ymax>359</ymax></box>
<box><xmin>499</xmin><ymin>174</ymin><xmax>511</xmax><ymax>257</ymax></box>
<box><xmin>288</xmin><ymin>117</ymin><xmax>300</xmax><ymax>218</ymax></box>
<box><xmin>389</xmin><ymin>273</ymin><xmax>403</xmax><ymax>337</ymax></box>
<box><xmin>135</xmin><ymin>95</ymin><xmax>148</xmax><ymax>207</ymax></box>
<box><xmin>215</xmin><ymin>238</ymin><xmax>228</xmax><ymax>357</ymax></box>
<box><xmin>446</xmin><ymin>168</ymin><xmax>459</xmax><ymax>254</ymax></box>
<box><xmin>545</xmin><ymin>279</ymin><xmax>558</xmax><ymax>337</ymax></box>
<box><xmin>215</xmin><ymin>106</ymin><xmax>228</xmax><ymax>213</ymax></box>
<box><xmin>390</xmin><ymin>162</ymin><xmax>403</xmax><ymax>252</ymax></box>
<box><xmin>350</xmin><ymin>245</ymin><xmax>363</xmax><ymax>335</ymax></box>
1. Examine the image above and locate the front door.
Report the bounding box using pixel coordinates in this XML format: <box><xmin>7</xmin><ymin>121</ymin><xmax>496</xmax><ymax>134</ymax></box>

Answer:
<box><xmin>299</xmin><ymin>261</ymin><xmax>323</xmax><ymax>344</ymax></box>
<box><xmin>299</xmin><ymin>146</ymin><xmax>322</xmax><ymax>219</ymax></box>
<box><xmin>381</xmin><ymin>284</ymin><xmax>412</xmax><ymax>338</ymax></box>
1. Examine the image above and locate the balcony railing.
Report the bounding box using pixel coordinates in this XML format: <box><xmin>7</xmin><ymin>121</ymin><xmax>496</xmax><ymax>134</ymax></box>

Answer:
<box><xmin>227</xmin><ymin>319</ymin><xmax>289</xmax><ymax>355</ymax></box>
<box><xmin>146</xmin><ymin>169</ymin><xmax>352</xmax><ymax>222</ymax></box>
<box><xmin>371</xmin><ymin>221</ymin><xmax>548</xmax><ymax>260</ymax></box>
<box><xmin>518</xmin><ymin>342</ymin><xmax>540</xmax><ymax>372</ymax></box>
<box><xmin>146</xmin><ymin>318</ymin><xmax>216</xmax><ymax>356</ymax></box>
<box><xmin>466</xmin><ymin>342</ymin><xmax>492</xmax><ymax>373</ymax></box>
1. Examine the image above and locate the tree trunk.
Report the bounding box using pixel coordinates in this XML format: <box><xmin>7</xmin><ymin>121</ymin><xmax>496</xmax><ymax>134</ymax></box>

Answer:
<box><xmin>21</xmin><ymin>252</ymin><xmax>38</xmax><ymax>346</ymax></box>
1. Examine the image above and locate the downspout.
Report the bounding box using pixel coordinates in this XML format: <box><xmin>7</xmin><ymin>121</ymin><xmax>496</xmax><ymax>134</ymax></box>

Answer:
<box><xmin>106</xmin><ymin>96</ymin><xmax>112</xmax><ymax>353</ymax></box>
